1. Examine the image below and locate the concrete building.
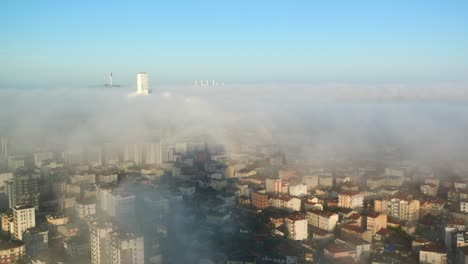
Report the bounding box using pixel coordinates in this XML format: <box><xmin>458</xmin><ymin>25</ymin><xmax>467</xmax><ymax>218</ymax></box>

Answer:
<box><xmin>22</xmin><ymin>227</ymin><xmax>48</xmax><ymax>256</ymax></box>
<box><xmin>375</xmin><ymin>197</ymin><xmax>420</xmax><ymax>221</ymax></box>
<box><xmin>136</xmin><ymin>72</ymin><xmax>149</xmax><ymax>95</ymax></box>
<box><xmin>109</xmin><ymin>231</ymin><xmax>144</xmax><ymax>264</ymax></box>
<box><xmin>461</xmin><ymin>200</ymin><xmax>468</xmax><ymax>213</ymax></box>
<box><xmin>366</xmin><ymin>212</ymin><xmax>387</xmax><ymax>235</ymax></box>
<box><xmin>285</xmin><ymin>214</ymin><xmax>308</xmax><ymax>241</ymax></box>
<box><xmin>421</xmin><ymin>183</ymin><xmax>439</xmax><ymax>197</ymax></box>
<box><xmin>143</xmin><ymin>141</ymin><xmax>162</xmax><ymax>165</ymax></box>
<box><xmin>96</xmin><ymin>184</ymin><xmax>136</xmax><ymax>226</ymax></box>
<box><xmin>33</xmin><ymin>151</ymin><xmax>54</xmax><ymax>167</ymax></box>
<box><xmin>123</xmin><ymin>143</ymin><xmax>144</xmax><ymax>165</ymax></box>
<box><xmin>12</xmin><ymin>205</ymin><xmax>36</xmax><ymax>240</ymax></box>
<box><xmin>6</xmin><ymin>169</ymin><xmax>40</xmax><ymax>210</ymax></box>
<box><xmin>318</xmin><ymin>175</ymin><xmax>333</xmax><ymax>188</ymax></box>
<box><xmin>306</xmin><ymin>209</ymin><xmax>339</xmax><ymax>231</ymax></box>
<box><xmin>75</xmin><ymin>198</ymin><xmax>97</xmax><ymax>218</ymax></box>
<box><xmin>270</xmin><ymin>195</ymin><xmax>301</xmax><ymax>211</ymax></box>
<box><xmin>289</xmin><ymin>183</ymin><xmax>308</xmax><ymax>197</ymax></box>
<box><xmin>63</xmin><ymin>236</ymin><xmax>89</xmax><ymax>257</ymax></box>
<box><xmin>0</xmin><ymin>240</ymin><xmax>25</xmax><ymax>264</ymax></box>
<box><xmin>90</xmin><ymin>220</ymin><xmax>144</xmax><ymax>264</ymax></box>
<box><xmin>87</xmin><ymin>147</ymin><xmax>103</xmax><ymax>167</ymax></box>
<box><xmin>419</xmin><ymin>244</ymin><xmax>447</xmax><ymax>264</ymax></box>
<box><xmin>338</xmin><ymin>191</ymin><xmax>364</xmax><ymax>209</ymax></box>
<box><xmin>7</xmin><ymin>156</ymin><xmax>25</xmax><ymax>171</ymax></box>
<box><xmin>265</xmin><ymin>178</ymin><xmax>282</xmax><ymax>193</ymax></box>
<box><xmin>90</xmin><ymin>220</ymin><xmax>114</xmax><ymax>264</ymax></box>
<box><xmin>302</xmin><ymin>175</ymin><xmax>319</xmax><ymax>190</ymax></box>
<box><xmin>252</xmin><ymin>191</ymin><xmax>268</xmax><ymax>209</ymax></box>
<box><xmin>0</xmin><ymin>136</ymin><xmax>8</xmax><ymax>159</ymax></box>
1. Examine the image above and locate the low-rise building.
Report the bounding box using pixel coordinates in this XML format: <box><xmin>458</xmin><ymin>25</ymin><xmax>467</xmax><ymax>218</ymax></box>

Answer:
<box><xmin>306</xmin><ymin>209</ymin><xmax>338</xmax><ymax>231</ymax></box>
<box><xmin>419</xmin><ymin>244</ymin><xmax>447</xmax><ymax>264</ymax></box>
<box><xmin>366</xmin><ymin>212</ymin><xmax>387</xmax><ymax>235</ymax></box>
<box><xmin>338</xmin><ymin>191</ymin><xmax>364</xmax><ymax>209</ymax></box>
<box><xmin>0</xmin><ymin>240</ymin><xmax>25</xmax><ymax>263</ymax></box>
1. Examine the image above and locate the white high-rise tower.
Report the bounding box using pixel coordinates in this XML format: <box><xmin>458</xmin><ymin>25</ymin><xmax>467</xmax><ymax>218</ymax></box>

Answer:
<box><xmin>136</xmin><ymin>72</ymin><xmax>149</xmax><ymax>95</ymax></box>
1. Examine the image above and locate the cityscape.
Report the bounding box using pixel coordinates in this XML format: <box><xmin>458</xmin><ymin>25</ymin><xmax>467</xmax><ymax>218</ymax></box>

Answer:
<box><xmin>2</xmin><ymin>1</ymin><xmax>468</xmax><ymax>264</ymax></box>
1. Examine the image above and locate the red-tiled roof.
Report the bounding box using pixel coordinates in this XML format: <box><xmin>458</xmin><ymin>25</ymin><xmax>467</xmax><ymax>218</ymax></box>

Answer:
<box><xmin>367</xmin><ymin>212</ymin><xmax>382</xmax><ymax>218</ymax></box>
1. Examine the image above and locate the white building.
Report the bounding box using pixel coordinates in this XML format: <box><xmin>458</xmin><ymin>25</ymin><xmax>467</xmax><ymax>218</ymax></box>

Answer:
<box><xmin>12</xmin><ymin>205</ymin><xmax>36</xmax><ymax>240</ymax></box>
<box><xmin>123</xmin><ymin>143</ymin><xmax>144</xmax><ymax>165</ymax></box>
<box><xmin>285</xmin><ymin>215</ymin><xmax>308</xmax><ymax>240</ymax></box>
<box><xmin>136</xmin><ymin>72</ymin><xmax>149</xmax><ymax>95</ymax></box>
<box><xmin>90</xmin><ymin>220</ymin><xmax>114</xmax><ymax>264</ymax></box>
<box><xmin>270</xmin><ymin>195</ymin><xmax>301</xmax><ymax>211</ymax></box>
<box><xmin>419</xmin><ymin>244</ymin><xmax>447</xmax><ymax>264</ymax></box>
<box><xmin>143</xmin><ymin>142</ymin><xmax>162</xmax><ymax>165</ymax></box>
<box><xmin>306</xmin><ymin>209</ymin><xmax>339</xmax><ymax>232</ymax></box>
<box><xmin>338</xmin><ymin>191</ymin><xmax>364</xmax><ymax>209</ymax></box>
<box><xmin>75</xmin><ymin>199</ymin><xmax>96</xmax><ymax>218</ymax></box>
<box><xmin>109</xmin><ymin>231</ymin><xmax>144</xmax><ymax>264</ymax></box>
<box><xmin>461</xmin><ymin>201</ymin><xmax>468</xmax><ymax>213</ymax></box>
<box><xmin>302</xmin><ymin>175</ymin><xmax>319</xmax><ymax>190</ymax></box>
<box><xmin>265</xmin><ymin>178</ymin><xmax>282</xmax><ymax>193</ymax></box>
<box><xmin>33</xmin><ymin>151</ymin><xmax>54</xmax><ymax>167</ymax></box>
<box><xmin>96</xmin><ymin>185</ymin><xmax>136</xmax><ymax>227</ymax></box>
<box><xmin>319</xmin><ymin>175</ymin><xmax>333</xmax><ymax>188</ymax></box>
<box><xmin>289</xmin><ymin>183</ymin><xmax>308</xmax><ymax>197</ymax></box>
<box><xmin>375</xmin><ymin>197</ymin><xmax>420</xmax><ymax>221</ymax></box>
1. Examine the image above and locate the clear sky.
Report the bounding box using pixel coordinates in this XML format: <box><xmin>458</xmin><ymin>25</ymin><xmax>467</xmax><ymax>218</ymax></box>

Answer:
<box><xmin>1</xmin><ymin>0</ymin><xmax>468</xmax><ymax>88</ymax></box>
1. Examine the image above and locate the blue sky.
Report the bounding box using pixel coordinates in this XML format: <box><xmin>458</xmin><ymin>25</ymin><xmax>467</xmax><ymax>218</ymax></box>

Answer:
<box><xmin>1</xmin><ymin>0</ymin><xmax>468</xmax><ymax>88</ymax></box>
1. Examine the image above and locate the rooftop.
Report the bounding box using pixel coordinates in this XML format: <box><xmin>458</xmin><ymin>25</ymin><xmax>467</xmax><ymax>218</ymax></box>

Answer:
<box><xmin>367</xmin><ymin>212</ymin><xmax>382</xmax><ymax>218</ymax></box>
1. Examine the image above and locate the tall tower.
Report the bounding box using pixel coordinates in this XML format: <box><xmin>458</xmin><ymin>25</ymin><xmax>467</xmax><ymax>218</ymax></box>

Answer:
<box><xmin>6</xmin><ymin>169</ymin><xmax>40</xmax><ymax>210</ymax></box>
<box><xmin>12</xmin><ymin>205</ymin><xmax>36</xmax><ymax>240</ymax></box>
<box><xmin>136</xmin><ymin>72</ymin><xmax>149</xmax><ymax>95</ymax></box>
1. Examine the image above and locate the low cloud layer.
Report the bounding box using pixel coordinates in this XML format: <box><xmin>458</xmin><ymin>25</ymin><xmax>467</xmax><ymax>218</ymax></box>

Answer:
<box><xmin>1</xmin><ymin>83</ymin><xmax>468</xmax><ymax>166</ymax></box>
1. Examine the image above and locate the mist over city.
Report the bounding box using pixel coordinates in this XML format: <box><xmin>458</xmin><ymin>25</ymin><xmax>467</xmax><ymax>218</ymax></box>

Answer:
<box><xmin>2</xmin><ymin>1</ymin><xmax>468</xmax><ymax>264</ymax></box>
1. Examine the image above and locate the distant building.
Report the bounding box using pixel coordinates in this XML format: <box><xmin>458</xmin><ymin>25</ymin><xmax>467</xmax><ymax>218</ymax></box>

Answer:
<box><xmin>7</xmin><ymin>155</ymin><xmax>25</xmax><ymax>171</ymax></box>
<box><xmin>265</xmin><ymin>178</ymin><xmax>282</xmax><ymax>194</ymax></box>
<box><xmin>75</xmin><ymin>198</ymin><xmax>97</xmax><ymax>218</ymax></box>
<box><xmin>63</xmin><ymin>236</ymin><xmax>89</xmax><ymax>257</ymax></box>
<box><xmin>143</xmin><ymin>141</ymin><xmax>162</xmax><ymax>165</ymax></box>
<box><xmin>318</xmin><ymin>175</ymin><xmax>333</xmax><ymax>188</ymax></box>
<box><xmin>6</xmin><ymin>169</ymin><xmax>40</xmax><ymax>210</ymax></box>
<box><xmin>123</xmin><ymin>143</ymin><xmax>144</xmax><ymax>165</ymax></box>
<box><xmin>302</xmin><ymin>175</ymin><xmax>319</xmax><ymax>190</ymax></box>
<box><xmin>289</xmin><ymin>183</ymin><xmax>307</xmax><ymax>197</ymax></box>
<box><xmin>12</xmin><ymin>205</ymin><xmax>36</xmax><ymax>240</ymax></box>
<box><xmin>136</xmin><ymin>72</ymin><xmax>150</xmax><ymax>95</ymax></box>
<box><xmin>96</xmin><ymin>184</ymin><xmax>136</xmax><ymax>227</ymax></box>
<box><xmin>33</xmin><ymin>152</ymin><xmax>54</xmax><ymax>167</ymax></box>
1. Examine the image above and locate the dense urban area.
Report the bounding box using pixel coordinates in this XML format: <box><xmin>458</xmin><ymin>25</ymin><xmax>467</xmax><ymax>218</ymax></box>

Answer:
<box><xmin>0</xmin><ymin>123</ymin><xmax>467</xmax><ymax>264</ymax></box>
